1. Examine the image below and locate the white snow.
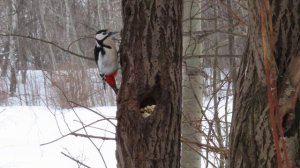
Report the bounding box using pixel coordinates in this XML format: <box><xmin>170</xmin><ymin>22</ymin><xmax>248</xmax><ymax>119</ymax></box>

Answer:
<box><xmin>0</xmin><ymin>106</ymin><xmax>117</xmax><ymax>168</ymax></box>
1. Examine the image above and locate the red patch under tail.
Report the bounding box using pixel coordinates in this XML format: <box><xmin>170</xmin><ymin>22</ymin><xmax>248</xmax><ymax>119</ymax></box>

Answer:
<box><xmin>104</xmin><ymin>71</ymin><xmax>118</xmax><ymax>94</ymax></box>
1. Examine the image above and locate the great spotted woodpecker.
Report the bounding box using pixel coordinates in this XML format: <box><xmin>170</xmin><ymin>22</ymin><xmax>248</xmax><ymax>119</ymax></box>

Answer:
<box><xmin>94</xmin><ymin>29</ymin><xmax>118</xmax><ymax>94</ymax></box>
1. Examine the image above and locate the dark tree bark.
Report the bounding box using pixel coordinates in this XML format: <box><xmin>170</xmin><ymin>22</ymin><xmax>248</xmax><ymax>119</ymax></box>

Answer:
<box><xmin>230</xmin><ymin>0</ymin><xmax>300</xmax><ymax>167</ymax></box>
<box><xmin>116</xmin><ymin>0</ymin><xmax>183</xmax><ymax>168</ymax></box>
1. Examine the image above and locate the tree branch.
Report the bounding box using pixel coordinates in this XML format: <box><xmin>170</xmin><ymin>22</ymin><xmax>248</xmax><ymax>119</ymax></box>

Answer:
<box><xmin>71</xmin><ymin>133</ymin><xmax>115</xmax><ymax>140</ymax></box>
<box><xmin>40</xmin><ymin>119</ymin><xmax>107</xmax><ymax>146</ymax></box>
<box><xmin>184</xmin><ymin>54</ymin><xmax>242</xmax><ymax>59</ymax></box>
<box><xmin>61</xmin><ymin>152</ymin><xmax>91</xmax><ymax>168</ymax></box>
<box><xmin>0</xmin><ymin>33</ymin><xmax>94</xmax><ymax>61</ymax></box>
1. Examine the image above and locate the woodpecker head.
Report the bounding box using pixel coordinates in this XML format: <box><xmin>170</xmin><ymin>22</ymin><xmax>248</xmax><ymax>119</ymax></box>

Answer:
<box><xmin>95</xmin><ymin>29</ymin><xmax>118</xmax><ymax>47</ymax></box>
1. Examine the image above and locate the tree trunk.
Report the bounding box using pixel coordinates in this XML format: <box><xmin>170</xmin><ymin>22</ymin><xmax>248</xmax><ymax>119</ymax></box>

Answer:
<box><xmin>8</xmin><ymin>0</ymin><xmax>18</xmax><ymax>96</ymax></box>
<box><xmin>64</xmin><ymin>0</ymin><xmax>84</xmax><ymax>64</ymax></box>
<box><xmin>227</xmin><ymin>0</ymin><xmax>237</xmax><ymax>90</ymax></box>
<box><xmin>36</xmin><ymin>0</ymin><xmax>57</xmax><ymax>70</ymax></box>
<box><xmin>181</xmin><ymin>0</ymin><xmax>203</xmax><ymax>167</ymax></box>
<box><xmin>230</xmin><ymin>0</ymin><xmax>300</xmax><ymax>167</ymax></box>
<box><xmin>97</xmin><ymin>0</ymin><xmax>106</xmax><ymax>29</ymax></box>
<box><xmin>1</xmin><ymin>43</ymin><xmax>9</xmax><ymax>77</ymax></box>
<box><xmin>116</xmin><ymin>0</ymin><xmax>183</xmax><ymax>168</ymax></box>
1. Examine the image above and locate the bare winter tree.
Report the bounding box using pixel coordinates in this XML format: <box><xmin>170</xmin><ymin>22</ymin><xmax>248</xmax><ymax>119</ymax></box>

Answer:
<box><xmin>116</xmin><ymin>0</ymin><xmax>183</xmax><ymax>167</ymax></box>
<box><xmin>181</xmin><ymin>0</ymin><xmax>203</xmax><ymax>167</ymax></box>
<box><xmin>230</xmin><ymin>0</ymin><xmax>300</xmax><ymax>167</ymax></box>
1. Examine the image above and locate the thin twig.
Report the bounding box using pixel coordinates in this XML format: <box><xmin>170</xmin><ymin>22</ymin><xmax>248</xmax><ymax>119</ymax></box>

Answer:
<box><xmin>61</xmin><ymin>152</ymin><xmax>91</xmax><ymax>168</ymax></box>
<box><xmin>40</xmin><ymin>119</ymin><xmax>104</xmax><ymax>146</ymax></box>
<box><xmin>69</xmin><ymin>101</ymin><xmax>117</xmax><ymax>127</ymax></box>
<box><xmin>67</xmin><ymin>35</ymin><xmax>94</xmax><ymax>51</ymax></box>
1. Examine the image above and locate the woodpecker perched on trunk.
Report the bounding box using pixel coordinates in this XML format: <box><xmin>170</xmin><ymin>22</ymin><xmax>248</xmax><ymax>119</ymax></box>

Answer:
<box><xmin>94</xmin><ymin>29</ymin><xmax>118</xmax><ymax>94</ymax></box>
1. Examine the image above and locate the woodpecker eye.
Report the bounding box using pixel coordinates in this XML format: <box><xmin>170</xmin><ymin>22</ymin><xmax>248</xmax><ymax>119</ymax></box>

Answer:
<box><xmin>103</xmin><ymin>32</ymin><xmax>107</xmax><ymax>35</ymax></box>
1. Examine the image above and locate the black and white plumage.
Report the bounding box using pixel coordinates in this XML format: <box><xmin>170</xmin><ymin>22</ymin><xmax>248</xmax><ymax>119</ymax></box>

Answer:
<box><xmin>94</xmin><ymin>29</ymin><xmax>118</xmax><ymax>93</ymax></box>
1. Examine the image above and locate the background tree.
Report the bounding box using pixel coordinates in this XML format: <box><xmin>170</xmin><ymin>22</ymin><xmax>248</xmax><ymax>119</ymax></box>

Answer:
<box><xmin>116</xmin><ymin>0</ymin><xmax>183</xmax><ymax>167</ymax></box>
<box><xmin>181</xmin><ymin>0</ymin><xmax>248</xmax><ymax>167</ymax></box>
<box><xmin>0</xmin><ymin>0</ymin><xmax>122</xmax><ymax>106</ymax></box>
<box><xmin>182</xmin><ymin>0</ymin><xmax>203</xmax><ymax>167</ymax></box>
<box><xmin>230</xmin><ymin>0</ymin><xmax>300</xmax><ymax>167</ymax></box>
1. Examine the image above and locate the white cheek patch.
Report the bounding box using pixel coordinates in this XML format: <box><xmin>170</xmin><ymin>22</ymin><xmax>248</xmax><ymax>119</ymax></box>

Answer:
<box><xmin>96</xmin><ymin>34</ymin><xmax>105</xmax><ymax>41</ymax></box>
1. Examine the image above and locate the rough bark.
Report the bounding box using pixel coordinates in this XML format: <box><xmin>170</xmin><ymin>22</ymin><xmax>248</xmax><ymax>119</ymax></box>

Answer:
<box><xmin>230</xmin><ymin>0</ymin><xmax>300</xmax><ymax>167</ymax></box>
<box><xmin>116</xmin><ymin>0</ymin><xmax>183</xmax><ymax>168</ymax></box>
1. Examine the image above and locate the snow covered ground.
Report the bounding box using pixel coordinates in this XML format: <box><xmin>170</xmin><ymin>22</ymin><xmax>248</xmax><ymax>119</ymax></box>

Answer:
<box><xmin>0</xmin><ymin>106</ymin><xmax>117</xmax><ymax>168</ymax></box>
<box><xmin>0</xmin><ymin>69</ymin><xmax>233</xmax><ymax>167</ymax></box>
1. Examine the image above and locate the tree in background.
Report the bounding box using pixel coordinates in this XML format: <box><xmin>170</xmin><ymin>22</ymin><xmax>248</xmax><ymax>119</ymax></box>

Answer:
<box><xmin>0</xmin><ymin>0</ymin><xmax>122</xmax><ymax>106</ymax></box>
<box><xmin>182</xmin><ymin>0</ymin><xmax>203</xmax><ymax>167</ymax></box>
<box><xmin>181</xmin><ymin>0</ymin><xmax>248</xmax><ymax>167</ymax></box>
<box><xmin>230</xmin><ymin>0</ymin><xmax>300</xmax><ymax>167</ymax></box>
<box><xmin>116</xmin><ymin>0</ymin><xmax>183</xmax><ymax>167</ymax></box>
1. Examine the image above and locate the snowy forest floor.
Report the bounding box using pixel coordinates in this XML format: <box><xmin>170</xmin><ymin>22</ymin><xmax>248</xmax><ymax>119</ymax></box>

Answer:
<box><xmin>0</xmin><ymin>106</ymin><xmax>117</xmax><ymax>168</ymax></box>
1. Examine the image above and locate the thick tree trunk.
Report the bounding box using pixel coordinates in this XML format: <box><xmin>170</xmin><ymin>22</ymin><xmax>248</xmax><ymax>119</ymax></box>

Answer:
<box><xmin>230</xmin><ymin>0</ymin><xmax>300</xmax><ymax>167</ymax></box>
<box><xmin>116</xmin><ymin>0</ymin><xmax>183</xmax><ymax>168</ymax></box>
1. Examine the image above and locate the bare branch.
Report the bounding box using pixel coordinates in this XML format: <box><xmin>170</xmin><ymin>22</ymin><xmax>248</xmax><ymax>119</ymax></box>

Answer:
<box><xmin>71</xmin><ymin>133</ymin><xmax>115</xmax><ymax>140</ymax></box>
<box><xmin>67</xmin><ymin>35</ymin><xmax>94</xmax><ymax>51</ymax></box>
<box><xmin>0</xmin><ymin>33</ymin><xmax>94</xmax><ymax>61</ymax></box>
<box><xmin>69</xmin><ymin>101</ymin><xmax>117</xmax><ymax>127</ymax></box>
<box><xmin>61</xmin><ymin>152</ymin><xmax>91</xmax><ymax>168</ymax></box>
<box><xmin>184</xmin><ymin>54</ymin><xmax>242</xmax><ymax>59</ymax></box>
<box><xmin>40</xmin><ymin>119</ymin><xmax>107</xmax><ymax>146</ymax></box>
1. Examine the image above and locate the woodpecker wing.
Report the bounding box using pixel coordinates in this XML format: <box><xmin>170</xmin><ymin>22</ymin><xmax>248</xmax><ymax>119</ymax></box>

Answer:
<box><xmin>94</xmin><ymin>46</ymin><xmax>100</xmax><ymax>64</ymax></box>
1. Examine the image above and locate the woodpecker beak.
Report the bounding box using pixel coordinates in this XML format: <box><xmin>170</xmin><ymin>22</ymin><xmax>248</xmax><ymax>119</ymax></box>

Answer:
<box><xmin>109</xmin><ymin>32</ymin><xmax>118</xmax><ymax>36</ymax></box>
